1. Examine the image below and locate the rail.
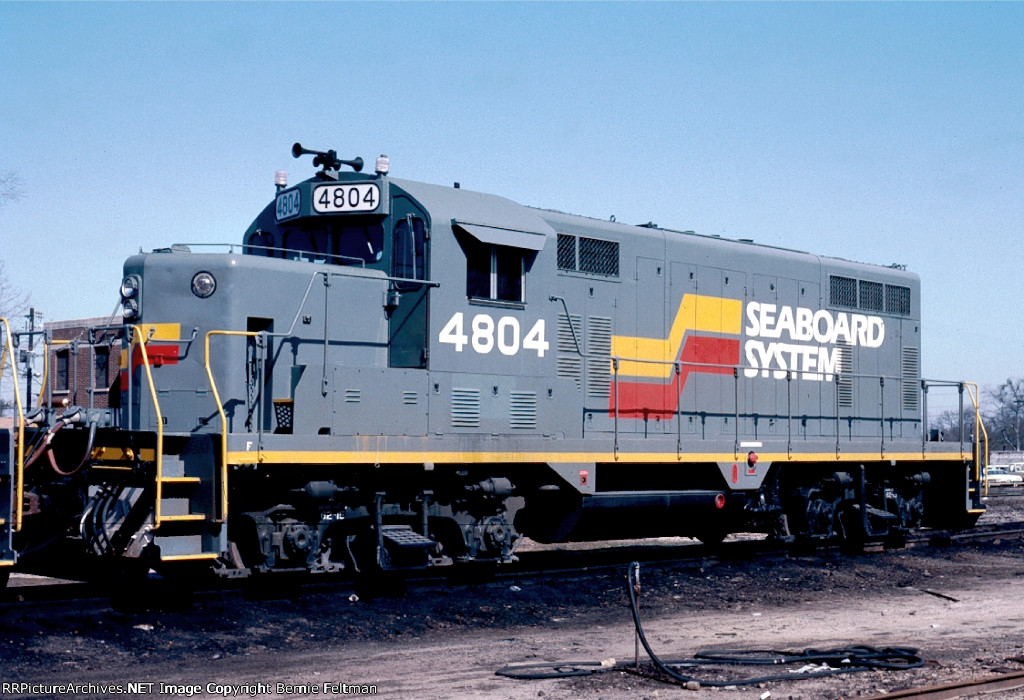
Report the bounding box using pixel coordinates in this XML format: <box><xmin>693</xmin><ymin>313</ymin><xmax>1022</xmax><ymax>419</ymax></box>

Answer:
<box><xmin>1</xmin><ymin>318</ymin><xmax>26</xmax><ymax>531</ymax></box>
<box><xmin>606</xmin><ymin>352</ymin><xmax>974</xmax><ymax>463</ymax></box>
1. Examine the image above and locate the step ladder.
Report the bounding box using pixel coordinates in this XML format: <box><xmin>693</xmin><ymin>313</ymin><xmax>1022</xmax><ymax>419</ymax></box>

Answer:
<box><xmin>152</xmin><ymin>435</ymin><xmax>224</xmax><ymax>563</ymax></box>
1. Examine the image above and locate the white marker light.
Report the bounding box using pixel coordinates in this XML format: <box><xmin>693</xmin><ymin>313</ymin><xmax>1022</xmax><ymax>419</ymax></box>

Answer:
<box><xmin>375</xmin><ymin>155</ymin><xmax>389</xmax><ymax>175</ymax></box>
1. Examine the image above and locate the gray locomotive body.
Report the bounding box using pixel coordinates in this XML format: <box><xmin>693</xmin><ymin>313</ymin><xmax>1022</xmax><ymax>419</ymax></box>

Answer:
<box><xmin>0</xmin><ymin>148</ymin><xmax>985</xmax><ymax>582</ymax></box>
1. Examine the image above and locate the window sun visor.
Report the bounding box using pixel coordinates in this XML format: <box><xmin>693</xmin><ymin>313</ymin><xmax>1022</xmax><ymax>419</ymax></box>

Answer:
<box><xmin>452</xmin><ymin>220</ymin><xmax>552</xmax><ymax>251</ymax></box>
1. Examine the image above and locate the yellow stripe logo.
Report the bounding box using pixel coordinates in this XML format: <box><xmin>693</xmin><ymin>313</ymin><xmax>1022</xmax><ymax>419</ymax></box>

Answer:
<box><xmin>611</xmin><ymin>294</ymin><xmax>742</xmax><ymax>378</ymax></box>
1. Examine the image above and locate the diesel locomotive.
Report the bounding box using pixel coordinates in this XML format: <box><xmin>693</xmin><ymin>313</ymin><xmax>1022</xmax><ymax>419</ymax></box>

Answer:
<box><xmin>0</xmin><ymin>144</ymin><xmax>987</xmax><ymax>586</ymax></box>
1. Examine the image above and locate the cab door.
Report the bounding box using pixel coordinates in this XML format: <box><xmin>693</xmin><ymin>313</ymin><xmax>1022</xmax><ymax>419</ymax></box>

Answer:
<box><xmin>389</xmin><ymin>197</ymin><xmax>430</xmax><ymax>369</ymax></box>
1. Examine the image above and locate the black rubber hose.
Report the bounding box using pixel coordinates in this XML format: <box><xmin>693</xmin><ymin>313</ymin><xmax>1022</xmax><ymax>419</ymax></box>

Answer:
<box><xmin>625</xmin><ymin>561</ymin><xmax>922</xmax><ymax>687</ymax></box>
<box><xmin>497</xmin><ymin>562</ymin><xmax>924</xmax><ymax>686</ymax></box>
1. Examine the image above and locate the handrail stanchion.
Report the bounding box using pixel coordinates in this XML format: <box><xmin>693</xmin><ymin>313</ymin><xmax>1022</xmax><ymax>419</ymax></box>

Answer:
<box><xmin>130</xmin><ymin>326</ymin><xmax>165</xmax><ymax>527</ymax></box>
<box><xmin>835</xmin><ymin>373</ymin><xmax>841</xmax><ymax>458</ymax></box>
<box><xmin>879</xmin><ymin>376</ymin><xmax>886</xmax><ymax>458</ymax></box>
<box><xmin>675</xmin><ymin>362</ymin><xmax>682</xmax><ymax>459</ymax></box>
<box><xmin>1</xmin><ymin>318</ymin><xmax>26</xmax><ymax>531</ymax></box>
<box><xmin>612</xmin><ymin>358</ymin><xmax>619</xmax><ymax>459</ymax></box>
<box><xmin>921</xmin><ymin>380</ymin><xmax>928</xmax><ymax>455</ymax></box>
<box><xmin>786</xmin><ymin>370</ymin><xmax>793</xmax><ymax>459</ymax></box>
<box><xmin>733</xmin><ymin>368</ymin><xmax>740</xmax><ymax>459</ymax></box>
<box><xmin>958</xmin><ymin>383</ymin><xmax>965</xmax><ymax>460</ymax></box>
<box><xmin>963</xmin><ymin>382</ymin><xmax>988</xmax><ymax>494</ymax></box>
<box><xmin>204</xmin><ymin>330</ymin><xmax>261</xmax><ymax>522</ymax></box>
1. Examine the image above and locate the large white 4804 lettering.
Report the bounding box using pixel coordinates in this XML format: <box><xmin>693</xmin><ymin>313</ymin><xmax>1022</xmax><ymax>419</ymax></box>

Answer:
<box><xmin>439</xmin><ymin>312</ymin><xmax>548</xmax><ymax>357</ymax></box>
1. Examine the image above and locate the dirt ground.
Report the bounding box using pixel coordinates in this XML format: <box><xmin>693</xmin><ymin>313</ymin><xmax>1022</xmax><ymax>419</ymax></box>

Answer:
<box><xmin>3</xmin><ymin>495</ymin><xmax>1024</xmax><ymax>700</ymax></box>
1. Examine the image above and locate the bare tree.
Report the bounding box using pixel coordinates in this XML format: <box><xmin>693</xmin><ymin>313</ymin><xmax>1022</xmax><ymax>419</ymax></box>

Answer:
<box><xmin>984</xmin><ymin>379</ymin><xmax>1024</xmax><ymax>450</ymax></box>
<box><xmin>929</xmin><ymin>408</ymin><xmax>973</xmax><ymax>443</ymax></box>
<box><xmin>0</xmin><ymin>171</ymin><xmax>28</xmax><ymax>415</ymax></box>
<box><xmin>0</xmin><ymin>171</ymin><xmax>23</xmax><ymax>208</ymax></box>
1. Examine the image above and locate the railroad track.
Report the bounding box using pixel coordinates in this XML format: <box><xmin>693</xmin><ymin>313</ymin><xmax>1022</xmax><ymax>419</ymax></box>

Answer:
<box><xmin>4</xmin><ymin>519</ymin><xmax>1023</xmax><ymax>606</ymax></box>
<box><xmin>867</xmin><ymin>669</ymin><xmax>1024</xmax><ymax>699</ymax></box>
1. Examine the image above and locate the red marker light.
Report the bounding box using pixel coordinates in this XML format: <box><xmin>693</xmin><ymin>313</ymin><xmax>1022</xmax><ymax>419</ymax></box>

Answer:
<box><xmin>714</xmin><ymin>493</ymin><xmax>727</xmax><ymax>509</ymax></box>
<box><xmin>747</xmin><ymin>451</ymin><xmax>759</xmax><ymax>467</ymax></box>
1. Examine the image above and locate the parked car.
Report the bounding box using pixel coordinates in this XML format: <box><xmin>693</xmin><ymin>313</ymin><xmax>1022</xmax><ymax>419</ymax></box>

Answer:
<box><xmin>986</xmin><ymin>467</ymin><xmax>1024</xmax><ymax>487</ymax></box>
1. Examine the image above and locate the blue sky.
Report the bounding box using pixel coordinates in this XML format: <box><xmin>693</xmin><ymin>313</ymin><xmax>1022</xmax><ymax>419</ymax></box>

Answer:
<box><xmin>1</xmin><ymin>2</ymin><xmax>1022</xmax><ymax>412</ymax></box>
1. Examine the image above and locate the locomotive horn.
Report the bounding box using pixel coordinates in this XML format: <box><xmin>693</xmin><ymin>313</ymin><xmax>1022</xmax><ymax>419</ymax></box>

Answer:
<box><xmin>291</xmin><ymin>143</ymin><xmax>363</xmax><ymax>172</ymax></box>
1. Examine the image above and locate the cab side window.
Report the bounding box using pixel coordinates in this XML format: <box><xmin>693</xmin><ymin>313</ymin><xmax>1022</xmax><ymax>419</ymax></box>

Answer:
<box><xmin>393</xmin><ymin>217</ymin><xmax>427</xmax><ymax>289</ymax></box>
<box><xmin>466</xmin><ymin>239</ymin><xmax>523</xmax><ymax>303</ymax></box>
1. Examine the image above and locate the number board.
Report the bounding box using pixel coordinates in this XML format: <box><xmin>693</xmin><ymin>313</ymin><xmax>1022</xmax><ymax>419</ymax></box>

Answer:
<box><xmin>275</xmin><ymin>188</ymin><xmax>302</xmax><ymax>221</ymax></box>
<box><xmin>313</xmin><ymin>183</ymin><xmax>380</xmax><ymax>214</ymax></box>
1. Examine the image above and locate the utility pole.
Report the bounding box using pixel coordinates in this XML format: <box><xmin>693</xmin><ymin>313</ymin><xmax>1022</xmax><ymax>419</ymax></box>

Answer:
<box><xmin>24</xmin><ymin>307</ymin><xmax>35</xmax><ymax>406</ymax></box>
<box><xmin>19</xmin><ymin>308</ymin><xmax>43</xmax><ymax>408</ymax></box>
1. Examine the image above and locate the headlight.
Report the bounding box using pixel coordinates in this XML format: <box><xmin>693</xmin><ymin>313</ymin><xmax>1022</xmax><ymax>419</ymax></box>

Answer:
<box><xmin>121</xmin><ymin>299</ymin><xmax>139</xmax><ymax>320</ymax></box>
<box><xmin>191</xmin><ymin>271</ymin><xmax>216</xmax><ymax>298</ymax></box>
<box><xmin>120</xmin><ymin>275</ymin><xmax>140</xmax><ymax>299</ymax></box>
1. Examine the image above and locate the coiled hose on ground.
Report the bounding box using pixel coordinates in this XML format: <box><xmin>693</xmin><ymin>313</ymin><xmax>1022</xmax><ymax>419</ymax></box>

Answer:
<box><xmin>496</xmin><ymin>561</ymin><xmax>923</xmax><ymax>687</ymax></box>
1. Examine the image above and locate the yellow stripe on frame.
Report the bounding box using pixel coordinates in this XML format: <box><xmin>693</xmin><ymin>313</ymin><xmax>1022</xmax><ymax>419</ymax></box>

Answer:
<box><xmin>229</xmin><ymin>449</ymin><xmax>965</xmax><ymax>467</ymax></box>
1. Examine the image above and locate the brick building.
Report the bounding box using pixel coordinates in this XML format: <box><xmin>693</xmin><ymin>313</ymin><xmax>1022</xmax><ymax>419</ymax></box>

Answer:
<box><xmin>43</xmin><ymin>317</ymin><xmax>122</xmax><ymax>409</ymax></box>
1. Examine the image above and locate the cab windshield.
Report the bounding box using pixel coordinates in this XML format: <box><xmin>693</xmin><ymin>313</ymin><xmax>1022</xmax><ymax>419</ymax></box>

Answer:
<box><xmin>248</xmin><ymin>220</ymin><xmax>385</xmax><ymax>266</ymax></box>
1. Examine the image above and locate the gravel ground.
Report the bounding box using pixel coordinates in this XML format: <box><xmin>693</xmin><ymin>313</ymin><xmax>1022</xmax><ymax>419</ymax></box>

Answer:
<box><xmin>2</xmin><ymin>493</ymin><xmax>1024</xmax><ymax>700</ymax></box>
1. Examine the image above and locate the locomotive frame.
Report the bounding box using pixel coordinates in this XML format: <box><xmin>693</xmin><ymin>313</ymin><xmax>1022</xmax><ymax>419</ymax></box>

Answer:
<box><xmin>0</xmin><ymin>144</ymin><xmax>988</xmax><ymax>586</ymax></box>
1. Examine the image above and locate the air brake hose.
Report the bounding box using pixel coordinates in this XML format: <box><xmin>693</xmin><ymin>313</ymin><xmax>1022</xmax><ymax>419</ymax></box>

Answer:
<box><xmin>24</xmin><ymin>407</ymin><xmax>95</xmax><ymax>476</ymax></box>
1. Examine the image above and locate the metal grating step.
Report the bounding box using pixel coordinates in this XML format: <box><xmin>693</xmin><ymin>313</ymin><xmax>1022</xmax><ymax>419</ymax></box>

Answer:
<box><xmin>381</xmin><ymin>525</ymin><xmax>436</xmax><ymax>550</ymax></box>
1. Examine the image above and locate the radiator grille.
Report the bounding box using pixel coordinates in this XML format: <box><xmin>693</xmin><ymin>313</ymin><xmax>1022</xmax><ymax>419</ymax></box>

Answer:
<box><xmin>557</xmin><ymin>234</ymin><xmax>576</xmax><ymax>271</ymax></box>
<box><xmin>886</xmin><ymin>284</ymin><xmax>911</xmax><ymax>315</ymax></box>
<box><xmin>859</xmin><ymin>280</ymin><xmax>883</xmax><ymax>311</ymax></box>
<box><xmin>830</xmin><ymin>276</ymin><xmax>858</xmax><ymax>309</ymax></box>
<box><xmin>579</xmin><ymin>237</ymin><xmax>620</xmax><ymax>277</ymax></box>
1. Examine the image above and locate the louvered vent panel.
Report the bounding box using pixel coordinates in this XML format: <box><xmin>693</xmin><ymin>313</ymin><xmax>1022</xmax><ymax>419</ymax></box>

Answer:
<box><xmin>451</xmin><ymin>388</ymin><xmax>481</xmax><ymax>428</ymax></box>
<box><xmin>510</xmin><ymin>391</ymin><xmax>538</xmax><ymax>429</ymax></box>
<box><xmin>586</xmin><ymin>316</ymin><xmax>613</xmax><ymax>399</ymax></box>
<box><xmin>836</xmin><ymin>343</ymin><xmax>853</xmax><ymax>408</ymax></box>
<box><xmin>901</xmin><ymin>346</ymin><xmax>920</xmax><ymax>412</ymax></box>
<box><xmin>403</xmin><ymin>391</ymin><xmax>419</xmax><ymax>406</ymax></box>
<box><xmin>344</xmin><ymin>389</ymin><xmax>361</xmax><ymax>403</ymax></box>
<box><xmin>557</xmin><ymin>313</ymin><xmax>583</xmax><ymax>381</ymax></box>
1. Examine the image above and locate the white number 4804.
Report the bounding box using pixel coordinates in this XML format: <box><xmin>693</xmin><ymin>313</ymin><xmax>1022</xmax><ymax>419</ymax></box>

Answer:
<box><xmin>439</xmin><ymin>312</ymin><xmax>548</xmax><ymax>357</ymax></box>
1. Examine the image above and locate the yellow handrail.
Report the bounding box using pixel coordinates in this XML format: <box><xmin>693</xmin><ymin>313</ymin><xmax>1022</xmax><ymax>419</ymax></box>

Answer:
<box><xmin>204</xmin><ymin>330</ymin><xmax>260</xmax><ymax>523</ymax></box>
<box><xmin>0</xmin><ymin>318</ymin><xmax>26</xmax><ymax>531</ymax></box>
<box><xmin>129</xmin><ymin>326</ymin><xmax>165</xmax><ymax>527</ymax></box>
<box><xmin>964</xmin><ymin>382</ymin><xmax>990</xmax><ymax>494</ymax></box>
